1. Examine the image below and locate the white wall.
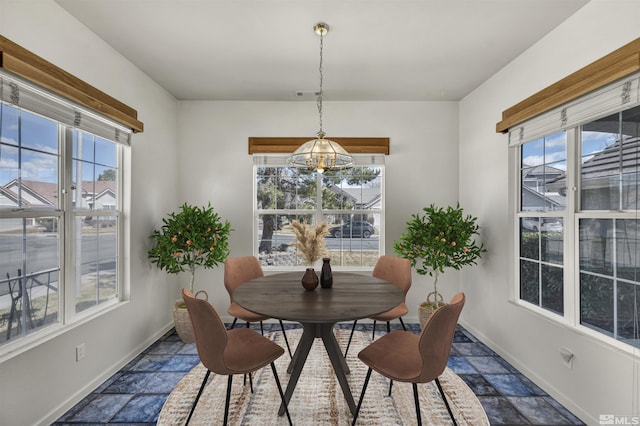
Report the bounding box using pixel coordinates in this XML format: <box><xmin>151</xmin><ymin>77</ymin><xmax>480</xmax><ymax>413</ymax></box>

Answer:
<box><xmin>0</xmin><ymin>1</ymin><xmax>180</xmax><ymax>425</ymax></box>
<box><xmin>459</xmin><ymin>0</ymin><xmax>640</xmax><ymax>423</ymax></box>
<box><xmin>177</xmin><ymin>100</ymin><xmax>461</xmax><ymax>318</ymax></box>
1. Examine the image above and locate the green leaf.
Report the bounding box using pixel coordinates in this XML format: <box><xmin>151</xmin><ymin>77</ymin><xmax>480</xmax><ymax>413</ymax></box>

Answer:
<box><xmin>393</xmin><ymin>203</ymin><xmax>486</xmax><ymax>297</ymax></box>
<box><xmin>148</xmin><ymin>202</ymin><xmax>233</xmax><ymax>290</ymax></box>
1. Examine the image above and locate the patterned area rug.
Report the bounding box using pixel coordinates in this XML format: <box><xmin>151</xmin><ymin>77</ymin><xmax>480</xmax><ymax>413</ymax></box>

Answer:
<box><xmin>158</xmin><ymin>328</ymin><xmax>489</xmax><ymax>425</ymax></box>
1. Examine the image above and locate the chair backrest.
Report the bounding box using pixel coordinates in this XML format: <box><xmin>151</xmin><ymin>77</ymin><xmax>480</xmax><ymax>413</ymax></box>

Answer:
<box><xmin>417</xmin><ymin>292</ymin><xmax>465</xmax><ymax>383</ymax></box>
<box><xmin>182</xmin><ymin>288</ymin><xmax>230</xmax><ymax>374</ymax></box>
<box><xmin>224</xmin><ymin>256</ymin><xmax>264</xmax><ymax>299</ymax></box>
<box><xmin>372</xmin><ymin>255</ymin><xmax>412</xmax><ymax>295</ymax></box>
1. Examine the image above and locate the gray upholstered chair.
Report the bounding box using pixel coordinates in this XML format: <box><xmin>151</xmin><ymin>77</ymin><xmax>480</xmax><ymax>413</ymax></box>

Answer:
<box><xmin>351</xmin><ymin>292</ymin><xmax>465</xmax><ymax>426</ymax></box>
<box><xmin>181</xmin><ymin>288</ymin><xmax>292</xmax><ymax>426</ymax></box>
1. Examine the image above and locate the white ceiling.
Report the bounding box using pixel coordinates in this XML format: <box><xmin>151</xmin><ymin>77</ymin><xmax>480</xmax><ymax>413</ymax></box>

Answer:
<box><xmin>55</xmin><ymin>0</ymin><xmax>589</xmax><ymax>101</ymax></box>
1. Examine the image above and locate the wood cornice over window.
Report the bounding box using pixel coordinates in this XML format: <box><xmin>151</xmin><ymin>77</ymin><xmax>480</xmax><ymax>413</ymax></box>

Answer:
<box><xmin>248</xmin><ymin>137</ymin><xmax>390</xmax><ymax>154</ymax></box>
<box><xmin>496</xmin><ymin>37</ymin><xmax>640</xmax><ymax>133</ymax></box>
<box><xmin>0</xmin><ymin>35</ymin><xmax>143</xmax><ymax>133</ymax></box>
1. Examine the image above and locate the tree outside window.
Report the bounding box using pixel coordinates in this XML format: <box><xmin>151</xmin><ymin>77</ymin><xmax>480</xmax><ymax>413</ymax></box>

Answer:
<box><xmin>255</xmin><ymin>161</ymin><xmax>383</xmax><ymax>268</ymax></box>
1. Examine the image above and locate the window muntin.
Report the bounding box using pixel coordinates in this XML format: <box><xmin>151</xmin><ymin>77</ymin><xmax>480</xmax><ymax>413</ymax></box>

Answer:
<box><xmin>73</xmin><ymin>130</ymin><xmax>118</xmax><ymax>211</ymax></box>
<box><xmin>519</xmin><ymin>217</ymin><xmax>564</xmax><ymax>315</ymax></box>
<box><xmin>518</xmin><ymin>131</ymin><xmax>566</xmax><ymax>315</ymax></box>
<box><xmin>74</xmin><ymin>216</ymin><xmax>118</xmax><ymax>313</ymax></box>
<box><xmin>520</xmin><ymin>132</ymin><xmax>567</xmax><ymax>212</ymax></box>
<box><xmin>579</xmin><ymin>218</ymin><xmax>639</xmax><ymax>343</ymax></box>
<box><xmin>0</xmin><ymin>100</ymin><xmax>125</xmax><ymax>347</ymax></box>
<box><xmin>255</xmin><ymin>161</ymin><xmax>383</xmax><ymax>269</ymax></box>
<box><xmin>577</xmin><ymin>106</ymin><xmax>639</xmax><ymax>348</ymax></box>
<box><xmin>322</xmin><ymin>213</ymin><xmax>381</xmax><ymax>268</ymax></box>
<box><xmin>581</xmin><ymin>108</ymin><xmax>640</xmax><ymax>211</ymax></box>
<box><xmin>256</xmin><ymin>166</ymin><xmax>316</xmax><ymax>211</ymax></box>
<box><xmin>1</xmin><ymin>110</ymin><xmax>60</xmax><ymax>209</ymax></box>
<box><xmin>72</xmin><ymin>130</ymin><xmax>120</xmax><ymax>314</ymax></box>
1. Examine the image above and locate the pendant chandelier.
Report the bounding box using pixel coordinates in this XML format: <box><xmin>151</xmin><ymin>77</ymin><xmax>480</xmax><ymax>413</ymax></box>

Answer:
<box><xmin>287</xmin><ymin>22</ymin><xmax>353</xmax><ymax>174</ymax></box>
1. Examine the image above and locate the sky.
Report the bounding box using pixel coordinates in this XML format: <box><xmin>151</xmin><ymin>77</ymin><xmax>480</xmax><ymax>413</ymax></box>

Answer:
<box><xmin>521</xmin><ymin>128</ymin><xmax>622</xmax><ymax>173</ymax></box>
<box><xmin>1</xmin><ymin>105</ymin><xmax>116</xmax><ymax>186</ymax></box>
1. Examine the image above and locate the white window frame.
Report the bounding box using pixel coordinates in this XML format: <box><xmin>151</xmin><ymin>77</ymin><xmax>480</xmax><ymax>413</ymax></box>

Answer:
<box><xmin>510</xmin><ymin>73</ymin><xmax>640</xmax><ymax>354</ymax></box>
<box><xmin>253</xmin><ymin>154</ymin><xmax>385</xmax><ymax>271</ymax></box>
<box><xmin>0</xmin><ymin>72</ymin><xmax>130</xmax><ymax>359</ymax></box>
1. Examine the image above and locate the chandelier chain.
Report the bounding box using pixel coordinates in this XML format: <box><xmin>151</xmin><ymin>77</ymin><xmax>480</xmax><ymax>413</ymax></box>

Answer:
<box><xmin>286</xmin><ymin>21</ymin><xmax>352</xmax><ymax>173</ymax></box>
<box><xmin>317</xmin><ymin>31</ymin><xmax>324</xmax><ymax>135</ymax></box>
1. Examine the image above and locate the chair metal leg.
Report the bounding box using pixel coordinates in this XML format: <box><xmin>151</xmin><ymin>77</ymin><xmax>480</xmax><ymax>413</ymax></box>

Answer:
<box><xmin>223</xmin><ymin>375</ymin><xmax>233</xmax><ymax>426</ymax></box>
<box><xmin>351</xmin><ymin>367</ymin><xmax>372</xmax><ymax>425</ymax></box>
<box><xmin>278</xmin><ymin>320</ymin><xmax>293</xmax><ymax>358</ymax></box>
<box><xmin>399</xmin><ymin>316</ymin><xmax>407</xmax><ymax>331</ymax></box>
<box><xmin>412</xmin><ymin>382</ymin><xmax>422</xmax><ymax>426</ymax></box>
<box><xmin>388</xmin><ymin>379</ymin><xmax>393</xmax><ymax>396</ymax></box>
<box><xmin>186</xmin><ymin>369</ymin><xmax>211</xmax><ymax>425</ymax></box>
<box><xmin>371</xmin><ymin>320</ymin><xmax>377</xmax><ymax>340</ymax></box>
<box><xmin>229</xmin><ymin>317</ymin><xmax>238</xmax><ymax>330</ymax></box>
<box><xmin>343</xmin><ymin>320</ymin><xmax>357</xmax><ymax>358</ymax></box>
<box><xmin>249</xmin><ymin>372</ymin><xmax>254</xmax><ymax>393</ymax></box>
<box><xmin>386</xmin><ymin>321</ymin><xmax>391</xmax><ymax>333</ymax></box>
<box><xmin>435</xmin><ymin>377</ymin><xmax>457</xmax><ymax>426</ymax></box>
<box><xmin>271</xmin><ymin>362</ymin><xmax>293</xmax><ymax>426</ymax></box>
<box><xmin>260</xmin><ymin>320</ymin><xmax>264</xmax><ymax>335</ymax></box>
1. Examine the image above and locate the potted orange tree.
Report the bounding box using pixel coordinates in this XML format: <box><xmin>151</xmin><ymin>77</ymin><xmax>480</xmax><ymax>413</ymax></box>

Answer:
<box><xmin>148</xmin><ymin>202</ymin><xmax>231</xmax><ymax>341</ymax></box>
<box><xmin>394</xmin><ymin>203</ymin><xmax>485</xmax><ymax>326</ymax></box>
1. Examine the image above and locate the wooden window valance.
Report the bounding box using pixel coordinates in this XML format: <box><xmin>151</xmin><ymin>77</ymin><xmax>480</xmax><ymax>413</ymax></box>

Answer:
<box><xmin>496</xmin><ymin>37</ymin><xmax>640</xmax><ymax>133</ymax></box>
<box><xmin>0</xmin><ymin>35</ymin><xmax>143</xmax><ymax>133</ymax></box>
<box><xmin>248</xmin><ymin>137</ymin><xmax>390</xmax><ymax>154</ymax></box>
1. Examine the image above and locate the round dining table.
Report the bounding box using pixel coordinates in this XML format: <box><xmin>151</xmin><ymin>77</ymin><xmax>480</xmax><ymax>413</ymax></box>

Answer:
<box><xmin>233</xmin><ymin>271</ymin><xmax>404</xmax><ymax>416</ymax></box>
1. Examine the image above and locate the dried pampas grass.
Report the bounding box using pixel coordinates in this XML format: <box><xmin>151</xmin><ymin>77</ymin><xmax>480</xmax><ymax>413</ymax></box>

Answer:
<box><xmin>290</xmin><ymin>220</ymin><xmax>329</xmax><ymax>265</ymax></box>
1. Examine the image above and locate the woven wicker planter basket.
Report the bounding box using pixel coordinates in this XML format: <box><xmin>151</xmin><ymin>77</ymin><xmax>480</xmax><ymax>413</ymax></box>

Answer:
<box><xmin>418</xmin><ymin>301</ymin><xmax>447</xmax><ymax>329</ymax></box>
<box><xmin>418</xmin><ymin>291</ymin><xmax>448</xmax><ymax>329</ymax></box>
<box><xmin>173</xmin><ymin>290</ymin><xmax>208</xmax><ymax>343</ymax></box>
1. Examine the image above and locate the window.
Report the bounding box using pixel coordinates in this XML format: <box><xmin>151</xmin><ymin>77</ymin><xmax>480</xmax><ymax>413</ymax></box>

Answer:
<box><xmin>578</xmin><ymin>108</ymin><xmax>639</xmax><ymax>343</ymax></box>
<box><xmin>513</xmin><ymin>73</ymin><xmax>639</xmax><ymax>350</ymax></box>
<box><xmin>518</xmin><ymin>132</ymin><xmax>566</xmax><ymax>315</ymax></box>
<box><xmin>72</xmin><ymin>130</ymin><xmax>121</xmax><ymax>314</ymax></box>
<box><xmin>0</xmin><ymin>71</ymin><xmax>130</xmax><ymax>349</ymax></box>
<box><xmin>254</xmin><ymin>155</ymin><xmax>384</xmax><ymax>269</ymax></box>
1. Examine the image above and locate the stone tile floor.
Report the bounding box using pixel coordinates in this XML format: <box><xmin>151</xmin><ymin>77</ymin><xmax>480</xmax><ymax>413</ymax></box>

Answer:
<box><xmin>53</xmin><ymin>323</ymin><xmax>585</xmax><ymax>425</ymax></box>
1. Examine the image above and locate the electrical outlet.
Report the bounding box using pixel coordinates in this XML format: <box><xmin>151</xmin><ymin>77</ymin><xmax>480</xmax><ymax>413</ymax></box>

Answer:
<box><xmin>76</xmin><ymin>343</ymin><xmax>86</xmax><ymax>361</ymax></box>
<box><xmin>559</xmin><ymin>347</ymin><xmax>574</xmax><ymax>369</ymax></box>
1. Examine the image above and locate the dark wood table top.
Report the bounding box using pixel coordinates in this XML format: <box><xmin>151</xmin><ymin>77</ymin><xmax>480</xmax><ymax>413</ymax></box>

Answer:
<box><xmin>233</xmin><ymin>271</ymin><xmax>404</xmax><ymax>324</ymax></box>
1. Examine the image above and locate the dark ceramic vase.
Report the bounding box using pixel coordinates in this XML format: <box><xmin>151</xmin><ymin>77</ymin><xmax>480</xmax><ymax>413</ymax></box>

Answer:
<box><xmin>301</xmin><ymin>268</ymin><xmax>319</xmax><ymax>291</ymax></box>
<box><xmin>320</xmin><ymin>257</ymin><xmax>333</xmax><ymax>288</ymax></box>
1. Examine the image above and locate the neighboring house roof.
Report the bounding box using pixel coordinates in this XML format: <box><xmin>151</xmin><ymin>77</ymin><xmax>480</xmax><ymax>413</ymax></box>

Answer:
<box><xmin>522</xmin><ymin>185</ymin><xmax>564</xmax><ymax>209</ymax></box>
<box><xmin>547</xmin><ymin>136</ymin><xmax>640</xmax><ymax>191</ymax></box>
<box><xmin>1</xmin><ymin>179</ymin><xmax>116</xmax><ymax>207</ymax></box>
<box><xmin>0</xmin><ymin>185</ymin><xmax>20</xmax><ymax>206</ymax></box>
<box><xmin>523</xmin><ymin>164</ymin><xmax>565</xmax><ymax>180</ymax></box>
<box><xmin>4</xmin><ymin>179</ymin><xmax>57</xmax><ymax>206</ymax></box>
<box><xmin>328</xmin><ymin>185</ymin><xmax>381</xmax><ymax>209</ymax></box>
<box><xmin>82</xmin><ymin>180</ymin><xmax>116</xmax><ymax>200</ymax></box>
<box><xmin>580</xmin><ymin>136</ymin><xmax>639</xmax><ymax>181</ymax></box>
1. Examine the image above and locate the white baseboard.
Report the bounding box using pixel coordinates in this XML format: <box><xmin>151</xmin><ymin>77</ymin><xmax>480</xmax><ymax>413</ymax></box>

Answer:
<box><xmin>37</xmin><ymin>321</ymin><xmax>175</xmax><ymax>426</ymax></box>
<box><xmin>459</xmin><ymin>320</ymin><xmax>592</xmax><ymax>425</ymax></box>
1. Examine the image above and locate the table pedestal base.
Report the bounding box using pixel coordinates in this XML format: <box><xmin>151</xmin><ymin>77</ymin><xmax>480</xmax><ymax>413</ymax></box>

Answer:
<box><xmin>278</xmin><ymin>322</ymin><xmax>356</xmax><ymax>416</ymax></box>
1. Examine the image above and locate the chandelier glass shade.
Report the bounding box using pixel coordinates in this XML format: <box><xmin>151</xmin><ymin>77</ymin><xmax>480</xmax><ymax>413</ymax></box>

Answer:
<box><xmin>287</xmin><ymin>131</ymin><xmax>353</xmax><ymax>174</ymax></box>
<box><xmin>287</xmin><ymin>22</ymin><xmax>353</xmax><ymax>173</ymax></box>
